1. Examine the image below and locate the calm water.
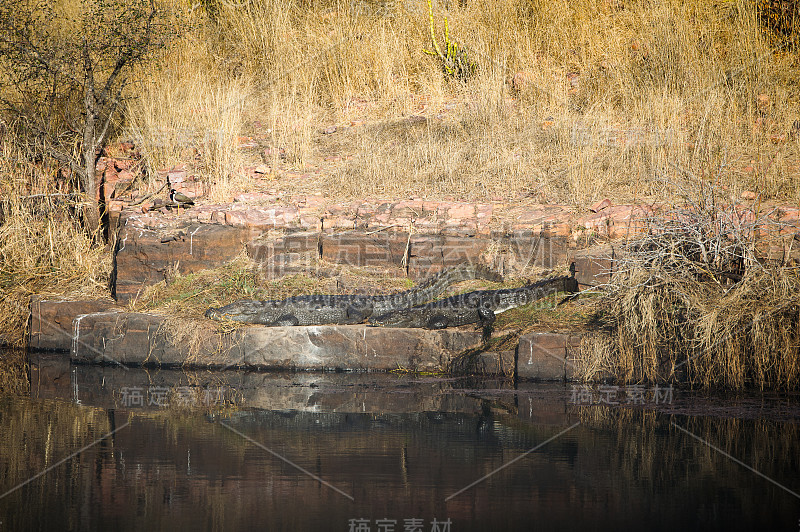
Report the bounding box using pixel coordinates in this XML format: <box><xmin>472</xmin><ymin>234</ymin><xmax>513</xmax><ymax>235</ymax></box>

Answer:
<box><xmin>0</xmin><ymin>354</ymin><xmax>798</xmax><ymax>531</ymax></box>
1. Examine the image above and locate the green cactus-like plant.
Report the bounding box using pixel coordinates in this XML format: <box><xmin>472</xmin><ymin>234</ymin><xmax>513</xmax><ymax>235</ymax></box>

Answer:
<box><xmin>422</xmin><ymin>0</ymin><xmax>477</xmax><ymax>81</ymax></box>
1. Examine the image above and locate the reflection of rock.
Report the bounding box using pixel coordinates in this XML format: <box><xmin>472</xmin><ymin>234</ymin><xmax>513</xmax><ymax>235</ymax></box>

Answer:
<box><xmin>29</xmin><ymin>356</ymin><xmax>532</xmax><ymax>415</ymax></box>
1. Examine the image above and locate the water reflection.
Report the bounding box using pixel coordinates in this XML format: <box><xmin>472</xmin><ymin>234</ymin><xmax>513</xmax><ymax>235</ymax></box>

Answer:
<box><xmin>0</xmin><ymin>354</ymin><xmax>797</xmax><ymax>531</ymax></box>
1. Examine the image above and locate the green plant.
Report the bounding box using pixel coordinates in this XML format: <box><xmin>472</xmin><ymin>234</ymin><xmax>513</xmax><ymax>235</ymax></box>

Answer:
<box><xmin>422</xmin><ymin>0</ymin><xmax>476</xmax><ymax>81</ymax></box>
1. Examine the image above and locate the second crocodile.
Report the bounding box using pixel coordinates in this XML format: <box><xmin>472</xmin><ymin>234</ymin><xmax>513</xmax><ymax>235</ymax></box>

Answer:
<box><xmin>204</xmin><ymin>264</ymin><xmax>501</xmax><ymax>326</ymax></box>
<box><xmin>367</xmin><ymin>275</ymin><xmax>579</xmax><ymax>329</ymax></box>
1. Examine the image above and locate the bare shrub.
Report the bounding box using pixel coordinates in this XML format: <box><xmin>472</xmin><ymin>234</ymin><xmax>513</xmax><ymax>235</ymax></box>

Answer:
<box><xmin>579</xmin><ymin>178</ymin><xmax>800</xmax><ymax>390</ymax></box>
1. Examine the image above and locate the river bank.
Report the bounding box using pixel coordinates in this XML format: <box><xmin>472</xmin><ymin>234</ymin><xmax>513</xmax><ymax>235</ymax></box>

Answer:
<box><xmin>5</xmin><ymin>163</ymin><xmax>797</xmax><ymax>390</ymax></box>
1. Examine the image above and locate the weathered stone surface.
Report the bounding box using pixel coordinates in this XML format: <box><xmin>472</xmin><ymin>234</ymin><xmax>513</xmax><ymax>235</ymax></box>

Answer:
<box><xmin>322</xmin><ymin>231</ymin><xmax>409</xmax><ymax>269</ymax></box>
<box><xmin>71</xmin><ymin>312</ymin><xmax>244</xmax><ymax>367</ymax></box>
<box><xmin>571</xmin><ymin>245</ymin><xmax>617</xmax><ymax>287</ymax></box>
<box><xmin>407</xmin><ymin>234</ymin><xmax>489</xmax><ymax>278</ymax></box>
<box><xmin>577</xmin><ymin>204</ymin><xmax>653</xmax><ymax>238</ymax></box>
<box><xmin>113</xmin><ymin>218</ymin><xmax>256</xmax><ymax>302</ymax></box>
<box><xmin>504</xmin><ymin>231</ymin><xmax>572</xmax><ymax>271</ymax></box>
<box><xmin>517</xmin><ymin>332</ymin><xmax>581</xmax><ymax>381</ymax></box>
<box><xmin>69</xmin><ymin>311</ymin><xmax>482</xmax><ymax>371</ymax></box>
<box><xmin>590</xmin><ymin>198</ymin><xmax>612</xmax><ymax>213</ymax></box>
<box><xmin>247</xmin><ymin>231</ymin><xmax>320</xmax><ymax>278</ymax></box>
<box><xmin>112</xmin><ymin>214</ymin><xmax>586</xmax><ymax>303</ymax></box>
<box><xmin>30</xmin><ymin>297</ymin><xmax>119</xmax><ymax>351</ymax></box>
<box><xmin>243</xmin><ymin>326</ymin><xmax>482</xmax><ymax>371</ymax></box>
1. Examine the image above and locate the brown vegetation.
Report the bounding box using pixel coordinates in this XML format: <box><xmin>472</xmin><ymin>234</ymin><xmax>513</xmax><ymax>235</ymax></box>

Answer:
<box><xmin>2</xmin><ymin>1</ymin><xmax>799</xmax><ymax>391</ymax></box>
<box><xmin>123</xmin><ymin>0</ymin><xmax>799</xmax><ymax>205</ymax></box>
<box><xmin>0</xmin><ymin>145</ymin><xmax>112</xmax><ymax>348</ymax></box>
<box><xmin>576</xmin><ymin>178</ymin><xmax>800</xmax><ymax>390</ymax></box>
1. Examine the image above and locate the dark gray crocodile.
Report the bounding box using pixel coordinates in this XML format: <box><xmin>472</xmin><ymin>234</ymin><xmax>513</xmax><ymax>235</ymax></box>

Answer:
<box><xmin>367</xmin><ymin>275</ymin><xmax>578</xmax><ymax>329</ymax></box>
<box><xmin>204</xmin><ymin>264</ymin><xmax>502</xmax><ymax>326</ymax></box>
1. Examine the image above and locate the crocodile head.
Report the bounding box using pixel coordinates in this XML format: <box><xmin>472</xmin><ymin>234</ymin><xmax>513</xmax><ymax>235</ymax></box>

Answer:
<box><xmin>204</xmin><ymin>300</ymin><xmax>266</xmax><ymax>322</ymax></box>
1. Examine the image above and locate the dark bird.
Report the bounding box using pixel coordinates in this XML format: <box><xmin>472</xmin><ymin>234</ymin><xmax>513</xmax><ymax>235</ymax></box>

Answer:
<box><xmin>170</xmin><ymin>189</ymin><xmax>195</xmax><ymax>206</ymax></box>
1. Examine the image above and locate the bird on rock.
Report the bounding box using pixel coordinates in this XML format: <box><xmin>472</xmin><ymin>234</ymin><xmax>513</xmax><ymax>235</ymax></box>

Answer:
<box><xmin>170</xmin><ymin>189</ymin><xmax>195</xmax><ymax>207</ymax></box>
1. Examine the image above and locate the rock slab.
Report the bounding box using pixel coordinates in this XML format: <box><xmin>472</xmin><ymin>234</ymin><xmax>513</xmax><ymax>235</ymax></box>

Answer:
<box><xmin>113</xmin><ymin>222</ymin><xmax>257</xmax><ymax>302</ymax></box>
<box><xmin>517</xmin><ymin>332</ymin><xmax>582</xmax><ymax>381</ymax></box>
<box><xmin>69</xmin><ymin>311</ymin><xmax>483</xmax><ymax>371</ymax></box>
<box><xmin>29</xmin><ymin>297</ymin><xmax>119</xmax><ymax>351</ymax></box>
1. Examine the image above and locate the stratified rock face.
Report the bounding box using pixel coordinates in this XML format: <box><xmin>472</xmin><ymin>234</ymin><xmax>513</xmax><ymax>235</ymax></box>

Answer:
<box><xmin>111</xmin><ymin>210</ymin><xmax>579</xmax><ymax>303</ymax></box>
<box><xmin>31</xmin><ymin>300</ymin><xmax>581</xmax><ymax>379</ymax></box>
<box><xmin>71</xmin><ymin>312</ymin><xmax>245</xmax><ymax>367</ymax></box>
<box><xmin>243</xmin><ymin>326</ymin><xmax>482</xmax><ymax>371</ymax></box>
<box><xmin>321</xmin><ymin>231</ymin><xmax>409</xmax><ymax>269</ymax></box>
<box><xmin>68</xmin><ymin>311</ymin><xmax>483</xmax><ymax>371</ymax></box>
<box><xmin>112</xmin><ymin>221</ymin><xmax>257</xmax><ymax>303</ymax></box>
<box><xmin>572</xmin><ymin>245</ymin><xmax>617</xmax><ymax>287</ymax></box>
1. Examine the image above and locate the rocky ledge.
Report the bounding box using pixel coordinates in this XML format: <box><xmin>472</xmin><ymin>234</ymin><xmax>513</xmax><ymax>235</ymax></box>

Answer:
<box><xmin>29</xmin><ymin>301</ymin><xmax>579</xmax><ymax>381</ymax></box>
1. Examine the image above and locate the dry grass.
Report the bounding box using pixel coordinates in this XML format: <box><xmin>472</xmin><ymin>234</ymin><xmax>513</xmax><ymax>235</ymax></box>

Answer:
<box><xmin>0</xmin><ymin>145</ymin><xmax>112</xmax><ymax>348</ymax></box>
<box><xmin>118</xmin><ymin>0</ymin><xmax>800</xmax><ymax>206</ymax></box>
<box><xmin>124</xmin><ymin>41</ymin><xmax>254</xmax><ymax>201</ymax></box>
<box><xmin>132</xmin><ymin>254</ymin><xmax>415</xmax><ymax>314</ymax></box>
<box><xmin>576</xmin><ymin>178</ymin><xmax>800</xmax><ymax>390</ymax></box>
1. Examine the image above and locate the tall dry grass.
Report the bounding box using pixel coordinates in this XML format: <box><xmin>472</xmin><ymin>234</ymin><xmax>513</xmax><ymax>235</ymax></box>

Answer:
<box><xmin>0</xmin><ymin>144</ymin><xmax>112</xmax><ymax>348</ymax></box>
<box><xmin>575</xmin><ymin>178</ymin><xmax>800</xmax><ymax>390</ymax></box>
<box><xmin>122</xmin><ymin>0</ymin><xmax>799</xmax><ymax>205</ymax></box>
<box><xmin>124</xmin><ymin>40</ymin><xmax>252</xmax><ymax>200</ymax></box>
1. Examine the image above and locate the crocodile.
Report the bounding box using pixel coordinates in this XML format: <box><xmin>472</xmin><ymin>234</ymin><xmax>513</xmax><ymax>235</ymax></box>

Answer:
<box><xmin>204</xmin><ymin>264</ymin><xmax>502</xmax><ymax>326</ymax></box>
<box><xmin>367</xmin><ymin>274</ymin><xmax>578</xmax><ymax>329</ymax></box>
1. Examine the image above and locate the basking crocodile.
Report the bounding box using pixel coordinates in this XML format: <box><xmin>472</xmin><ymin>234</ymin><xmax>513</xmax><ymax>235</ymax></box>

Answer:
<box><xmin>204</xmin><ymin>264</ymin><xmax>501</xmax><ymax>326</ymax></box>
<box><xmin>368</xmin><ymin>274</ymin><xmax>578</xmax><ymax>329</ymax></box>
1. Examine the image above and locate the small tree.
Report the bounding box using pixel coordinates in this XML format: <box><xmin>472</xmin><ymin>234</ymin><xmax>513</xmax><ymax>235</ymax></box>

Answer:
<box><xmin>0</xmin><ymin>0</ymin><xmax>173</xmax><ymax>237</ymax></box>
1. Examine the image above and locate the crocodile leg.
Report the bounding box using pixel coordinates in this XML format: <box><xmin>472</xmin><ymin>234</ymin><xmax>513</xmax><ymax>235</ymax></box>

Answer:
<box><xmin>273</xmin><ymin>314</ymin><xmax>300</xmax><ymax>326</ymax></box>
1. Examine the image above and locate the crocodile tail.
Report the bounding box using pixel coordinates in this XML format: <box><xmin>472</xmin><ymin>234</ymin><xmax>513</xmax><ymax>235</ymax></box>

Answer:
<box><xmin>473</xmin><ymin>264</ymin><xmax>503</xmax><ymax>283</ymax></box>
<box><xmin>419</xmin><ymin>263</ymin><xmax>502</xmax><ymax>287</ymax></box>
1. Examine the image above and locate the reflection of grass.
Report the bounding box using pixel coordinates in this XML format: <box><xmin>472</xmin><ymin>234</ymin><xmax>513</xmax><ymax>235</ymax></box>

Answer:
<box><xmin>573</xmin><ymin>404</ymin><xmax>800</xmax><ymax>492</ymax></box>
<box><xmin>0</xmin><ymin>349</ymin><xmax>29</xmax><ymax>395</ymax></box>
<box><xmin>390</xmin><ymin>365</ymin><xmax>446</xmax><ymax>377</ymax></box>
<box><xmin>0</xmin><ymin>398</ymin><xmax>114</xmax><ymax>493</ymax></box>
